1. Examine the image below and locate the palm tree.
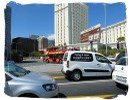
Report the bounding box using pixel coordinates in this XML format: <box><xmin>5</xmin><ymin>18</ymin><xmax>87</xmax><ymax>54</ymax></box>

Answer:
<box><xmin>117</xmin><ymin>36</ymin><xmax>125</xmax><ymax>50</ymax></box>
<box><xmin>117</xmin><ymin>37</ymin><xmax>125</xmax><ymax>42</ymax></box>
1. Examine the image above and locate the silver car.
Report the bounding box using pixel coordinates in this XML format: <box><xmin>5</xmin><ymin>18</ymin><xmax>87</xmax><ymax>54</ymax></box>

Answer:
<box><xmin>4</xmin><ymin>61</ymin><xmax>58</xmax><ymax>98</ymax></box>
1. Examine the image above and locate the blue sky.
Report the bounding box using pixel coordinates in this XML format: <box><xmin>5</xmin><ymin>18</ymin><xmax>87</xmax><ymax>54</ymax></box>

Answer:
<box><xmin>7</xmin><ymin>2</ymin><xmax>126</xmax><ymax>39</ymax></box>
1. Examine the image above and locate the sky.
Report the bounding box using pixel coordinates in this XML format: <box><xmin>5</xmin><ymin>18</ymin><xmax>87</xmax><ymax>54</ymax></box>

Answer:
<box><xmin>7</xmin><ymin>2</ymin><xmax>126</xmax><ymax>39</ymax></box>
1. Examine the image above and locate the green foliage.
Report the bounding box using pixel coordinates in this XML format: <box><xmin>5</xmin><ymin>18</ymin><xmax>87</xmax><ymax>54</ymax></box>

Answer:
<box><xmin>117</xmin><ymin>37</ymin><xmax>125</xmax><ymax>42</ymax></box>
<box><xmin>98</xmin><ymin>44</ymin><xmax>118</xmax><ymax>56</ymax></box>
<box><xmin>98</xmin><ymin>44</ymin><xmax>126</xmax><ymax>56</ymax></box>
<box><xmin>98</xmin><ymin>44</ymin><xmax>112</xmax><ymax>55</ymax></box>
<box><xmin>31</xmin><ymin>51</ymin><xmax>42</xmax><ymax>57</ymax></box>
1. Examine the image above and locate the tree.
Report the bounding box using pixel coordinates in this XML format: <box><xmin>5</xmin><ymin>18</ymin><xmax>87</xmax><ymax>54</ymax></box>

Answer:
<box><xmin>31</xmin><ymin>51</ymin><xmax>42</xmax><ymax>58</ymax></box>
<box><xmin>117</xmin><ymin>37</ymin><xmax>125</xmax><ymax>50</ymax></box>
<box><xmin>117</xmin><ymin>37</ymin><xmax>125</xmax><ymax>42</ymax></box>
<box><xmin>98</xmin><ymin>44</ymin><xmax>112</xmax><ymax>55</ymax></box>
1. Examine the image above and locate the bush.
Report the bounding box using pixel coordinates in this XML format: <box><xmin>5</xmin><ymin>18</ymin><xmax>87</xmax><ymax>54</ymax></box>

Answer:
<box><xmin>31</xmin><ymin>51</ymin><xmax>42</xmax><ymax>58</ymax></box>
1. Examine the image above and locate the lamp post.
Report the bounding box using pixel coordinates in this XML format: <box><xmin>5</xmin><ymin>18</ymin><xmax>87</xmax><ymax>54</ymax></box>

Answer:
<box><xmin>104</xmin><ymin>3</ymin><xmax>108</xmax><ymax>56</ymax></box>
<box><xmin>90</xmin><ymin>40</ymin><xmax>93</xmax><ymax>51</ymax></box>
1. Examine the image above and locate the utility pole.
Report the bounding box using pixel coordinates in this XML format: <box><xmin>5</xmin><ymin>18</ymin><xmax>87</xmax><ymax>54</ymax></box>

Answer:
<box><xmin>104</xmin><ymin>3</ymin><xmax>108</xmax><ymax>56</ymax></box>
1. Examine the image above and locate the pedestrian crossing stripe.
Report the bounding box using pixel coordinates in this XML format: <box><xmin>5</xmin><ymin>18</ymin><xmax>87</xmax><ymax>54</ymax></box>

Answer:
<box><xmin>52</xmin><ymin>75</ymin><xmax>65</xmax><ymax>79</ymax></box>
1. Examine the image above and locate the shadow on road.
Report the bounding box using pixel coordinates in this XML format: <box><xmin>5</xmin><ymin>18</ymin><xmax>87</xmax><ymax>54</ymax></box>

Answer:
<box><xmin>65</xmin><ymin>76</ymin><xmax>112</xmax><ymax>82</ymax></box>
<box><xmin>82</xmin><ymin>76</ymin><xmax>111</xmax><ymax>81</ymax></box>
<box><xmin>53</xmin><ymin>93</ymin><xmax>67</xmax><ymax>98</ymax></box>
<box><xmin>20</xmin><ymin>61</ymin><xmax>38</xmax><ymax>63</ymax></box>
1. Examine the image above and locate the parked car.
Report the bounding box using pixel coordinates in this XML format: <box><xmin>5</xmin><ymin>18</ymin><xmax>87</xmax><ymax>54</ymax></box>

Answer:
<box><xmin>115</xmin><ymin>52</ymin><xmax>126</xmax><ymax>62</ymax></box>
<box><xmin>62</xmin><ymin>51</ymin><xmax>115</xmax><ymax>81</ymax></box>
<box><xmin>112</xmin><ymin>57</ymin><xmax>128</xmax><ymax>87</ymax></box>
<box><xmin>4</xmin><ymin>61</ymin><xmax>58</xmax><ymax>98</ymax></box>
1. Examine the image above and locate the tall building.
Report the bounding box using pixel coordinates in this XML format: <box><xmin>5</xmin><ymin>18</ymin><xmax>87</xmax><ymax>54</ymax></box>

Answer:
<box><xmin>48</xmin><ymin>39</ymin><xmax>55</xmax><ymax>48</ymax></box>
<box><xmin>37</xmin><ymin>36</ymin><xmax>48</xmax><ymax>51</ymax></box>
<box><xmin>55</xmin><ymin>3</ymin><xmax>88</xmax><ymax>46</ymax></box>
<box><xmin>100</xmin><ymin>20</ymin><xmax>126</xmax><ymax>48</ymax></box>
<box><xmin>30</xmin><ymin>35</ymin><xmax>39</xmax><ymax>39</ymax></box>
<box><xmin>4</xmin><ymin>6</ymin><xmax>12</xmax><ymax>60</ymax></box>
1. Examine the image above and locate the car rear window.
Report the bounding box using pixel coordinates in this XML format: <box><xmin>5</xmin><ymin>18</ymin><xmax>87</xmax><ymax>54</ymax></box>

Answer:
<box><xmin>63</xmin><ymin>53</ymin><xmax>68</xmax><ymax>61</ymax></box>
<box><xmin>70</xmin><ymin>53</ymin><xmax>93</xmax><ymax>62</ymax></box>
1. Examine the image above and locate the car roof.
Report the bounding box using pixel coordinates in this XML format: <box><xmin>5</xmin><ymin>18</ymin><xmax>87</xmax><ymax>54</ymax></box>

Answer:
<box><xmin>120</xmin><ymin>56</ymin><xmax>128</xmax><ymax>59</ymax></box>
<box><xmin>65</xmin><ymin>50</ymin><xmax>100</xmax><ymax>55</ymax></box>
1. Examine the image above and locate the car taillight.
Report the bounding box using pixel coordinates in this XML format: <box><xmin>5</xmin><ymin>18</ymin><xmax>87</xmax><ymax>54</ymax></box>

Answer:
<box><xmin>67</xmin><ymin>61</ymin><xmax>69</xmax><ymax>68</ymax></box>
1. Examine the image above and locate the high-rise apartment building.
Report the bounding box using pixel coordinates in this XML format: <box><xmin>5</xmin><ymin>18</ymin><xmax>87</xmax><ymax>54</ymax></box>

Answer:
<box><xmin>4</xmin><ymin>6</ymin><xmax>12</xmax><ymax>60</ymax></box>
<box><xmin>55</xmin><ymin>3</ymin><xmax>88</xmax><ymax>46</ymax></box>
<box><xmin>37</xmin><ymin>36</ymin><xmax>48</xmax><ymax>51</ymax></box>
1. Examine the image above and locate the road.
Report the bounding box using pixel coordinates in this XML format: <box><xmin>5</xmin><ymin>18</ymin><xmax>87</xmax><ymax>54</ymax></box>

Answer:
<box><xmin>16</xmin><ymin>60</ymin><xmax>128</xmax><ymax>99</ymax></box>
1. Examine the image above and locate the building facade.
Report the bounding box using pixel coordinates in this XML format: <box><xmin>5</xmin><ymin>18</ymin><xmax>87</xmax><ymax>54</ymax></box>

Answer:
<box><xmin>30</xmin><ymin>35</ymin><xmax>39</xmax><ymax>39</ymax></box>
<box><xmin>67</xmin><ymin>20</ymin><xmax>126</xmax><ymax>51</ymax></box>
<box><xmin>100</xmin><ymin>20</ymin><xmax>126</xmax><ymax>49</ymax></box>
<box><xmin>4</xmin><ymin>6</ymin><xmax>12</xmax><ymax>60</ymax></box>
<box><xmin>37</xmin><ymin>36</ymin><xmax>48</xmax><ymax>51</ymax></box>
<box><xmin>48</xmin><ymin>39</ymin><xmax>55</xmax><ymax>48</ymax></box>
<box><xmin>55</xmin><ymin>3</ymin><xmax>88</xmax><ymax>46</ymax></box>
<box><xmin>81</xmin><ymin>24</ymin><xmax>101</xmax><ymax>43</ymax></box>
<box><xmin>12</xmin><ymin>37</ymin><xmax>38</xmax><ymax>57</ymax></box>
<box><xmin>67</xmin><ymin>41</ymin><xmax>100</xmax><ymax>51</ymax></box>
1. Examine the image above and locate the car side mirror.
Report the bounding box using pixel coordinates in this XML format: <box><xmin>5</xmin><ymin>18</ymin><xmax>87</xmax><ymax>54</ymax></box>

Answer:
<box><xmin>5</xmin><ymin>74</ymin><xmax>12</xmax><ymax>82</ymax></box>
<box><xmin>107</xmin><ymin>60</ymin><xmax>112</xmax><ymax>64</ymax></box>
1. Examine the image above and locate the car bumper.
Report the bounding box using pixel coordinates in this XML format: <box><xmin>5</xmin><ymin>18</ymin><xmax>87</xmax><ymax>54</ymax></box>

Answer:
<box><xmin>39</xmin><ymin>88</ymin><xmax>59</xmax><ymax>98</ymax></box>
<box><xmin>112</xmin><ymin>71</ymin><xmax>128</xmax><ymax>86</ymax></box>
<box><xmin>61</xmin><ymin>69</ymin><xmax>72</xmax><ymax>77</ymax></box>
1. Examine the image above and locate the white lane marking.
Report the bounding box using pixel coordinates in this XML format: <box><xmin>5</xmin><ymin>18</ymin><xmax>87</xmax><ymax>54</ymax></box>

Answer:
<box><xmin>57</xmin><ymin>79</ymin><xmax>113</xmax><ymax>86</ymax></box>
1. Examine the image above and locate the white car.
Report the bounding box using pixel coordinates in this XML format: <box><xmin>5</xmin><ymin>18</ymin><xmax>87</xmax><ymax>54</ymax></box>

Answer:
<box><xmin>112</xmin><ymin>57</ymin><xmax>128</xmax><ymax>87</ymax></box>
<box><xmin>5</xmin><ymin>61</ymin><xmax>58</xmax><ymax>98</ymax></box>
<box><xmin>62</xmin><ymin>51</ymin><xmax>115</xmax><ymax>81</ymax></box>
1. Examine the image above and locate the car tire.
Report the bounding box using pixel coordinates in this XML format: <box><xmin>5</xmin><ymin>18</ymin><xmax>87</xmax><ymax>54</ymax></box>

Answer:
<box><xmin>115</xmin><ymin>82</ymin><xmax>128</xmax><ymax>90</ymax></box>
<box><xmin>19</xmin><ymin>93</ymin><xmax>39</xmax><ymax>98</ymax></box>
<box><xmin>71</xmin><ymin>70</ymin><xmax>82</xmax><ymax>81</ymax></box>
<box><xmin>115</xmin><ymin>82</ymin><xmax>123</xmax><ymax>88</ymax></box>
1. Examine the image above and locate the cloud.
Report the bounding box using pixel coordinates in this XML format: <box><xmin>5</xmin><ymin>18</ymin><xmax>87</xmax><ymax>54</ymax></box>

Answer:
<box><xmin>47</xmin><ymin>34</ymin><xmax>55</xmax><ymax>40</ymax></box>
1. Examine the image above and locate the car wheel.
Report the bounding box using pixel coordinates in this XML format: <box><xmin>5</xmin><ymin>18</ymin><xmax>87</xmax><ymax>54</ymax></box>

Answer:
<box><xmin>19</xmin><ymin>93</ymin><xmax>39</xmax><ymax>98</ymax></box>
<box><xmin>71</xmin><ymin>70</ymin><xmax>82</xmax><ymax>81</ymax></box>
<box><xmin>115</xmin><ymin>82</ymin><xmax>123</xmax><ymax>88</ymax></box>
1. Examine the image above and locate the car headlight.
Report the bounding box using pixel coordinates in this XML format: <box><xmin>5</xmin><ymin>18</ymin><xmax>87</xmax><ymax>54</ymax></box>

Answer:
<box><xmin>42</xmin><ymin>84</ymin><xmax>57</xmax><ymax>92</ymax></box>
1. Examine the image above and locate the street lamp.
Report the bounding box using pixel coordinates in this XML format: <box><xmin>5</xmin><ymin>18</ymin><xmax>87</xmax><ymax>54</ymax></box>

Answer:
<box><xmin>90</xmin><ymin>40</ymin><xmax>93</xmax><ymax>51</ymax></box>
<box><xmin>104</xmin><ymin>3</ymin><xmax>108</xmax><ymax>56</ymax></box>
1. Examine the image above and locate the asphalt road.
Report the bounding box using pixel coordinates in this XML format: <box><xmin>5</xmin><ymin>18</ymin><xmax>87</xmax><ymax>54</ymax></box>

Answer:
<box><xmin>16</xmin><ymin>60</ymin><xmax>128</xmax><ymax>99</ymax></box>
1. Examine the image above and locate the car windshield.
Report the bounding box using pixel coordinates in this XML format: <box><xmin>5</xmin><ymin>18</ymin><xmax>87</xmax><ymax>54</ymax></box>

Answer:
<box><xmin>5</xmin><ymin>62</ymin><xmax>30</xmax><ymax>77</ymax></box>
<box><xmin>116</xmin><ymin>57</ymin><xmax>128</xmax><ymax>66</ymax></box>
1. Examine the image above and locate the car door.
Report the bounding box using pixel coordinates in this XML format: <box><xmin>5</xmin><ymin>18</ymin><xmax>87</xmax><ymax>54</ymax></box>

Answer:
<box><xmin>81</xmin><ymin>53</ymin><xmax>98</xmax><ymax>76</ymax></box>
<box><xmin>94</xmin><ymin>54</ymin><xmax>112</xmax><ymax>76</ymax></box>
<box><xmin>116</xmin><ymin>57</ymin><xmax>127</xmax><ymax>74</ymax></box>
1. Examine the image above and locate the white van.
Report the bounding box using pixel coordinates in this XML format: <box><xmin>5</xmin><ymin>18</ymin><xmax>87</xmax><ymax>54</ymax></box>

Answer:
<box><xmin>62</xmin><ymin>51</ymin><xmax>115</xmax><ymax>81</ymax></box>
